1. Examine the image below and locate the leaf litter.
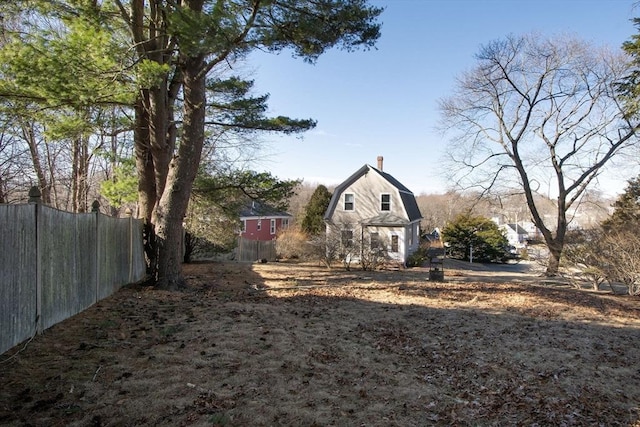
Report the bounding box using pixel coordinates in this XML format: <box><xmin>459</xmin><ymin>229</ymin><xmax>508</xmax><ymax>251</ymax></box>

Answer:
<box><xmin>1</xmin><ymin>261</ymin><xmax>640</xmax><ymax>426</ymax></box>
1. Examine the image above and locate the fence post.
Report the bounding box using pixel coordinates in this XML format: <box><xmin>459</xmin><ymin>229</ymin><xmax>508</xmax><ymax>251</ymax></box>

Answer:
<box><xmin>28</xmin><ymin>186</ymin><xmax>41</xmax><ymax>204</ymax></box>
<box><xmin>125</xmin><ymin>208</ymin><xmax>133</xmax><ymax>284</ymax></box>
<box><xmin>29</xmin><ymin>186</ymin><xmax>43</xmax><ymax>334</ymax></box>
<box><xmin>93</xmin><ymin>200</ymin><xmax>100</xmax><ymax>303</ymax></box>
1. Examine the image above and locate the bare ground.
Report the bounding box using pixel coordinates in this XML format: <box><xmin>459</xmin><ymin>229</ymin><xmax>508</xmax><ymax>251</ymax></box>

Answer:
<box><xmin>1</xmin><ymin>260</ymin><xmax>640</xmax><ymax>426</ymax></box>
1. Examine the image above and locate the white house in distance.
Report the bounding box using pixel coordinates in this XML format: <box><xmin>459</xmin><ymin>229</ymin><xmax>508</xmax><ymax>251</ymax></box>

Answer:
<box><xmin>323</xmin><ymin>156</ymin><xmax>423</xmax><ymax>265</ymax></box>
<box><xmin>500</xmin><ymin>223</ymin><xmax>529</xmax><ymax>249</ymax></box>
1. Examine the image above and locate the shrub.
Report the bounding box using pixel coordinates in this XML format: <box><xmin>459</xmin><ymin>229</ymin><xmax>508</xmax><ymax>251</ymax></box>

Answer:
<box><xmin>442</xmin><ymin>213</ymin><xmax>509</xmax><ymax>262</ymax></box>
<box><xmin>406</xmin><ymin>246</ymin><xmax>428</xmax><ymax>268</ymax></box>
<box><xmin>275</xmin><ymin>227</ymin><xmax>310</xmax><ymax>259</ymax></box>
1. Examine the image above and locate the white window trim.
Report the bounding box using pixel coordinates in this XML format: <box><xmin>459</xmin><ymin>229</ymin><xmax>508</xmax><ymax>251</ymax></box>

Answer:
<box><xmin>381</xmin><ymin>193</ymin><xmax>391</xmax><ymax>211</ymax></box>
<box><xmin>390</xmin><ymin>234</ymin><xmax>399</xmax><ymax>252</ymax></box>
<box><xmin>409</xmin><ymin>224</ymin><xmax>413</xmax><ymax>246</ymax></box>
<box><xmin>344</xmin><ymin>193</ymin><xmax>355</xmax><ymax>211</ymax></box>
<box><xmin>270</xmin><ymin>218</ymin><xmax>276</xmax><ymax>234</ymax></box>
<box><xmin>370</xmin><ymin>232</ymin><xmax>380</xmax><ymax>250</ymax></box>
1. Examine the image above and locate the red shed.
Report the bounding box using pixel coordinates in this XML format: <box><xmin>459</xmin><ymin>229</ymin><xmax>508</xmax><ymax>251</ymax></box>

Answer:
<box><xmin>239</xmin><ymin>201</ymin><xmax>292</xmax><ymax>241</ymax></box>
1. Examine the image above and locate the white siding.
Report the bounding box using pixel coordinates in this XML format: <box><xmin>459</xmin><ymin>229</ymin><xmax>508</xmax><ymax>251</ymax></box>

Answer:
<box><xmin>328</xmin><ymin>172</ymin><xmax>416</xmax><ymax>262</ymax></box>
<box><xmin>330</xmin><ymin>172</ymin><xmax>405</xmax><ymax>226</ymax></box>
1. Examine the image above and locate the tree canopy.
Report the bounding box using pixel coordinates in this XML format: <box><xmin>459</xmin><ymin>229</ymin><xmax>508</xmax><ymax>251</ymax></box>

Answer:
<box><xmin>0</xmin><ymin>0</ymin><xmax>383</xmax><ymax>288</ymax></box>
<box><xmin>602</xmin><ymin>175</ymin><xmax>640</xmax><ymax>231</ymax></box>
<box><xmin>184</xmin><ymin>168</ymin><xmax>298</xmax><ymax>260</ymax></box>
<box><xmin>439</xmin><ymin>33</ymin><xmax>638</xmax><ymax>275</ymax></box>
<box><xmin>441</xmin><ymin>214</ymin><xmax>509</xmax><ymax>263</ymax></box>
<box><xmin>301</xmin><ymin>184</ymin><xmax>332</xmax><ymax>235</ymax></box>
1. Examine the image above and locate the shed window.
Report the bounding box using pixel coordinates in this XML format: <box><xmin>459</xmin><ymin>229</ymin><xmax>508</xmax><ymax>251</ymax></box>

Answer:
<box><xmin>270</xmin><ymin>219</ymin><xmax>276</xmax><ymax>234</ymax></box>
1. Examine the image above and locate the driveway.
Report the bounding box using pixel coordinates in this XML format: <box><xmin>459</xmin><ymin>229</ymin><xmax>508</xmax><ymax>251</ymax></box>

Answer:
<box><xmin>441</xmin><ymin>258</ymin><xmax>560</xmax><ymax>285</ymax></box>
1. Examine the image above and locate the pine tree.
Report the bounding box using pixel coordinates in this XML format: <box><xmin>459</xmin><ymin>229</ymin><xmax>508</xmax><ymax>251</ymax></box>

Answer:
<box><xmin>301</xmin><ymin>185</ymin><xmax>332</xmax><ymax>236</ymax></box>
<box><xmin>602</xmin><ymin>175</ymin><xmax>640</xmax><ymax>231</ymax></box>
<box><xmin>442</xmin><ymin>213</ymin><xmax>509</xmax><ymax>262</ymax></box>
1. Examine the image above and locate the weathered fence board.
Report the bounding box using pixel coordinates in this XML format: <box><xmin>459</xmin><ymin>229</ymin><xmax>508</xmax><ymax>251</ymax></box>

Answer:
<box><xmin>0</xmin><ymin>204</ymin><xmax>146</xmax><ymax>355</ymax></box>
<box><xmin>0</xmin><ymin>205</ymin><xmax>38</xmax><ymax>355</ymax></box>
<box><xmin>39</xmin><ymin>209</ymin><xmax>98</xmax><ymax>330</ymax></box>
<box><xmin>236</xmin><ymin>238</ymin><xmax>277</xmax><ymax>262</ymax></box>
<box><xmin>131</xmin><ymin>221</ymin><xmax>146</xmax><ymax>282</ymax></box>
<box><xmin>98</xmin><ymin>214</ymin><xmax>126</xmax><ymax>299</ymax></box>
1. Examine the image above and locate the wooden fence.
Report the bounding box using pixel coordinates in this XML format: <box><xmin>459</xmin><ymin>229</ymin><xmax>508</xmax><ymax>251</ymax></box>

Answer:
<box><xmin>236</xmin><ymin>237</ymin><xmax>277</xmax><ymax>262</ymax></box>
<box><xmin>0</xmin><ymin>203</ymin><xmax>146</xmax><ymax>355</ymax></box>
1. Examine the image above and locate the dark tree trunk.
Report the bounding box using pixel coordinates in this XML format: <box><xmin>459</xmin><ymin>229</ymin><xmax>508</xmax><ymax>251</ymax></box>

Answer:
<box><xmin>134</xmin><ymin>95</ymin><xmax>159</xmax><ymax>276</ymax></box>
<box><xmin>0</xmin><ymin>175</ymin><xmax>5</xmax><ymax>203</ymax></box>
<box><xmin>183</xmin><ymin>231</ymin><xmax>194</xmax><ymax>264</ymax></box>
<box><xmin>22</xmin><ymin>121</ymin><xmax>51</xmax><ymax>204</ymax></box>
<box><xmin>155</xmin><ymin>55</ymin><xmax>206</xmax><ymax>289</ymax></box>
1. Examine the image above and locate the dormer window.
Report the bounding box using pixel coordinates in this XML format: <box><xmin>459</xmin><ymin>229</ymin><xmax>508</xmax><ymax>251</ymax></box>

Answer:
<box><xmin>381</xmin><ymin>194</ymin><xmax>391</xmax><ymax>211</ymax></box>
<box><xmin>344</xmin><ymin>193</ymin><xmax>354</xmax><ymax>211</ymax></box>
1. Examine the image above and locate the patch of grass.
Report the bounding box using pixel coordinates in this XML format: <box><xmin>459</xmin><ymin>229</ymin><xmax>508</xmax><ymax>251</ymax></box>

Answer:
<box><xmin>209</xmin><ymin>412</ymin><xmax>231</xmax><ymax>426</ymax></box>
<box><xmin>98</xmin><ymin>319</ymin><xmax>117</xmax><ymax>329</ymax></box>
<box><xmin>160</xmin><ymin>324</ymin><xmax>185</xmax><ymax>337</ymax></box>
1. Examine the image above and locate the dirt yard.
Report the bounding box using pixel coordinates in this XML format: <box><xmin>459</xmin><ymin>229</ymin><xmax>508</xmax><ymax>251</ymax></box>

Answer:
<box><xmin>1</xmin><ymin>260</ymin><xmax>640</xmax><ymax>426</ymax></box>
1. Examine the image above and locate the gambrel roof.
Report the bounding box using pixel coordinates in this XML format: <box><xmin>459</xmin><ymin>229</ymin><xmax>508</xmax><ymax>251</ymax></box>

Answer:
<box><xmin>324</xmin><ymin>164</ymin><xmax>422</xmax><ymax>223</ymax></box>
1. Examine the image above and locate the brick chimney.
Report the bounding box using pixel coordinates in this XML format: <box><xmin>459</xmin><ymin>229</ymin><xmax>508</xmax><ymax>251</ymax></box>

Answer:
<box><xmin>377</xmin><ymin>156</ymin><xmax>383</xmax><ymax>171</ymax></box>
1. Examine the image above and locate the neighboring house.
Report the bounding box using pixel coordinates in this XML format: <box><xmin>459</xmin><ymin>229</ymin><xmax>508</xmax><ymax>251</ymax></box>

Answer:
<box><xmin>323</xmin><ymin>156</ymin><xmax>423</xmax><ymax>264</ymax></box>
<box><xmin>239</xmin><ymin>201</ymin><xmax>292</xmax><ymax>241</ymax></box>
<box><xmin>520</xmin><ymin>220</ymin><xmax>543</xmax><ymax>241</ymax></box>
<box><xmin>501</xmin><ymin>223</ymin><xmax>529</xmax><ymax>248</ymax></box>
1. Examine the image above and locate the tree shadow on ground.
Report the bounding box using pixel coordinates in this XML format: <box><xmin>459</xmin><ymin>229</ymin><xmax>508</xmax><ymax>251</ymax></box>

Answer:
<box><xmin>1</xmin><ymin>260</ymin><xmax>639</xmax><ymax>426</ymax></box>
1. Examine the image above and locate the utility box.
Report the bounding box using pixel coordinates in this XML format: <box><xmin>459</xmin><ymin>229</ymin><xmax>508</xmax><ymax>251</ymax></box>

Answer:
<box><xmin>427</xmin><ymin>247</ymin><xmax>445</xmax><ymax>281</ymax></box>
<box><xmin>429</xmin><ymin>266</ymin><xmax>444</xmax><ymax>281</ymax></box>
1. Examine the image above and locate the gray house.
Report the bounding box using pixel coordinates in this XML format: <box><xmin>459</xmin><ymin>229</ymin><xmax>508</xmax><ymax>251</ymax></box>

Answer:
<box><xmin>324</xmin><ymin>156</ymin><xmax>423</xmax><ymax>264</ymax></box>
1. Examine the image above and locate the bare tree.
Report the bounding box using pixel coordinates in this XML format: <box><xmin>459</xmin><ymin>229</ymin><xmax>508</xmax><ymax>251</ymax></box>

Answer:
<box><xmin>439</xmin><ymin>34</ymin><xmax>638</xmax><ymax>275</ymax></box>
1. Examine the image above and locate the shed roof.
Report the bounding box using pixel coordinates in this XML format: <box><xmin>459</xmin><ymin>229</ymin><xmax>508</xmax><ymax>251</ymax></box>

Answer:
<box><xmin>240</xmin><ymin>200</ymin><xmax>292</xmax><ymax>219</ymax></box>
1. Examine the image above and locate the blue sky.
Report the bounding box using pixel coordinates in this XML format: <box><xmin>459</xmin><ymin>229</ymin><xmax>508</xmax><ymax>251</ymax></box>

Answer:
<box><xmin>247</xmin><ymin>0</ymin><xmax>637</xmax><ymax>196</ymax></box>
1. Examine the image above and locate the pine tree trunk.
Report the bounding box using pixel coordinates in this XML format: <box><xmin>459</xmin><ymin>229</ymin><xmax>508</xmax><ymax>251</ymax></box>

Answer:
<box><xmin>22</xmin><ymin>121</ymin><xmax>51</xmax><ymax>204</ymax></box>
<box><xmin>154</xmin><ymin>56</ymin><xmax>206</xmax><ymax>289</ymax></box>
<box><xmin>134</xmin><ymin>95</ymin><xmax>159</xmax><ymax>277</ymax></box>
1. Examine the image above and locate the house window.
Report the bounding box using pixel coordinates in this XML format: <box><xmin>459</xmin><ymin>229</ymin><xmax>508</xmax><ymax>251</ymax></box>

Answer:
<box><xmin>381</xmin><ymin>194</ymin><xmax>391</xmax><ymax>211</ymax></box>
<box><xmin>370</xmin><ymin>232</ymin><xmax>380</xmax><ymax>250</ymax></box>
<box><xmin>391</xmin><ymin>235</ymin><xmax>399</xmax><ymax>252</ymax></box>
<box><xmin>341</xmin><ymin>230</ymin><xmax>354</xmax><ymax>248</ymax></box>
<box><xmin>344</xmin><ymin>193</ymin><xmax>354</xmax><ymax>211</ymax></box>
<box><xmin>257</xmin><ymin>220</ymin><xmax>261</xmax><ymax>231</ymax></box>
<box><xmin>282</xmin><ymin>218</ymin><xmax>289</xmax><ymax>229</ymax></box>
<box><xmin>241</xmin><ymin>220</ymin><xmax>246</xmax><ymax>232</ymax></box>
<box><xmin>270</xmin><ymin>219</ymin><xmax>276</xmax><ymax>234</ymax></box>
